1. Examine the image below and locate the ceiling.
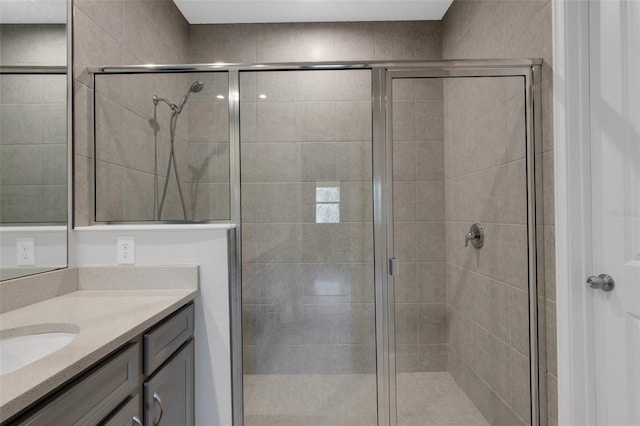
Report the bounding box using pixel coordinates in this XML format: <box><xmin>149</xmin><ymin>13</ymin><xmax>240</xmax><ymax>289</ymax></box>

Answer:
<box><xmin>173</xmin><ymin>0</ymin><xmax>454</xmax><ymax>24</ymax></box>
<box><xmin>0</xmin><ymin>0</ymin><xmax>452</xmax><ymax>25</ymax></box>
<box><xmin>0</xmin><ymin>0</ymin><xmax>66</xmax><ymax>24</ymax></box>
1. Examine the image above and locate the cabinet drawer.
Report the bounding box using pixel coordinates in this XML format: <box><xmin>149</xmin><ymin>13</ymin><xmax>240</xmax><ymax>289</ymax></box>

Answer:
<box><xmin>144</xmin><ymin>304</ymin><xmax>194</xmax><ymax>375</ymax></box>
<box><xmin>17</xmin><ymin>342</ymin><xmax>140</xmax><ymax>426</ymax></box>
<box><xmin>103</xmin><ymin>394</ymin><xmax>142</xmax><ymax>426</ymax></box>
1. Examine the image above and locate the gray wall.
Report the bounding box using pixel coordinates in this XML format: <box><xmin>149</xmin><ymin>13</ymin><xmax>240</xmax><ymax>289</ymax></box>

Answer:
<box><xmin>0</xmin><ymin>24</ymin><xmax>66</xmax><ymax>65</ymax></box>
<box><xmin>0</xmin><ymin>24</ymin><xmax>67</xmax><ymax>223</ymax></box>
<box><xmin>215</xmin><ymin>21</ymin><xmax>442</xmax><ymax>375</ymax></box>
<box><xmin>189</xmin><ymin>21</ymin><xmax>441</xmax><ymax>63</ymax></box>
<box><xmin>73</xmin><ymin>0</ymin><xmax>191</xmax><ymax>224</ymax></box>
<box><xmin>186</xmin><ymin>72</ymin><xmax>230</xmax><ymax>220</ymax></box>
<box><xmin>444</xmin><ymin>75</ymin><xmax>531</xmax><ymax>425</ymax></box>
<box><xmin>241</xmin><ymin>69</ymin><xmax>377</xmax><ymax>375</ymax></box>
<box><xmin>92</xmin><ymin>71</ymin><xmax>230</xmax><ymax>221</ymax></box>
<box><xmin>441</xmin><ymin>1</ymin><xmax>556</xmax><ymax>425</ymax></box>
<box><xmin>76</xmin><ymin>1</ymin><xmax>229</xmax><ymax>223</ymax></box>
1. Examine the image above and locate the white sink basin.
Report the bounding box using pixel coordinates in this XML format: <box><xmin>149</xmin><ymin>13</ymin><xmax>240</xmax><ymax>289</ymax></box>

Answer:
<box><xmin>0</xmin><ymin>331</ymin><xmax>77</xmax><ymax>375</ymax></box>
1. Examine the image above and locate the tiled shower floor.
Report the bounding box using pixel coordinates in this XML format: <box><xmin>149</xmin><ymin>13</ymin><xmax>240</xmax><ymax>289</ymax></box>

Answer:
<box><xmin>244</xmin><ymin>372</ymin><xmax>489</xmax><ymax>426</ymax></box>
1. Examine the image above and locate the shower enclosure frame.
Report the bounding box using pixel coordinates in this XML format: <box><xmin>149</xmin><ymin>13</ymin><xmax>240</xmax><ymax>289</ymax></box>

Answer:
<box><xmin>89</xmin><ymin>59</ymin><xmax>544</xmax><ymax>426</ymax></box>
<box><xmin>380</xmin><ymin>65</ymin><xmax>544</xmax><ymax>426</ymax></box>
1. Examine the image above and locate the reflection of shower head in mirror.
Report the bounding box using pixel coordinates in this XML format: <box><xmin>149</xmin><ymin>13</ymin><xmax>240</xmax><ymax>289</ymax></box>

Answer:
<box><xmin>152</xmin><ymin>80</ymin><xmax>205</xmax><ymax>114</ymax></box>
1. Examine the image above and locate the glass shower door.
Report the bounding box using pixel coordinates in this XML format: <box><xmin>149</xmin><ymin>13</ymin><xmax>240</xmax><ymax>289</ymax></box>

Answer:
<box><xmin>389</xmin><ymin>75</ymin><xmax>533</xmax><ymax>426</ymax></box>
<box><xmin>239</xmin><ymin>69</ymin><xmax>377</xmax><ymax>425</ymax></box>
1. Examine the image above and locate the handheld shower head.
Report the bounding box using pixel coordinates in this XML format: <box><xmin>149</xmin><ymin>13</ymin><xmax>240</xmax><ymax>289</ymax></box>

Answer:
<box><xmin>176</xmin><ymin>80</ymin><xmax>205</xmax><ymax>112</ymax></box>
<box><xmin>190</xmin><ymin>81</ymin><xmax>205</xmax><ymax>93</ymax></box>
<box><xmin>153</xmin><ymin>81</ymin><xmax>206</xmax><ymax>114</ymax></box>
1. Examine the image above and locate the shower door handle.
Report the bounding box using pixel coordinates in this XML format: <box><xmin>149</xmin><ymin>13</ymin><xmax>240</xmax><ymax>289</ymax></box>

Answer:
<box><xmin>389</xmin><ymin>258</ymin><xmax>398</xmax><ymax>277</ymax></box>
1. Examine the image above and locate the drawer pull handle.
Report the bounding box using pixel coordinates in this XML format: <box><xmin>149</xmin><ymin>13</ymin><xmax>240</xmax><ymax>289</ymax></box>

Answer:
<box><xmin>132</xmin><ymin>415</ymin><xmax>142</xmax><ymax>426</ymax></box>
<box><xmin>153</xmin><ymin>392</ymin><xmax>164</xmax><ymax>425</ymax></box>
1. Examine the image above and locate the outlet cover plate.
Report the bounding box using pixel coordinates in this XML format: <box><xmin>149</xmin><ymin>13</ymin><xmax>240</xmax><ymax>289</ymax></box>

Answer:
<box><xmin>16</xmin><ymin>238</ymin><xmax>35</xmax><ymax>266</ymax></box>
<box><xmin>117</xmin><ymin>237</ymin><xmax>135</xmax><ymax>265</ymax></box>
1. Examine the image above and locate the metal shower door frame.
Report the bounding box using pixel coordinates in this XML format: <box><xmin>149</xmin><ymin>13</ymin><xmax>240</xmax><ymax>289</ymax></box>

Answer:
<box><xmin>377</xmin><ymin>63</ymin><xmax>543</xmax><ymax>426</ymax></box>
<box><xmin>227</xmin><ymin>61</ymin><xmax>544</xmax><ymax>426</ymax></box>
<box><xmin>89</xmin><ymin>59</ymin><xmax>543</xmax><ymax>426</ymax></box>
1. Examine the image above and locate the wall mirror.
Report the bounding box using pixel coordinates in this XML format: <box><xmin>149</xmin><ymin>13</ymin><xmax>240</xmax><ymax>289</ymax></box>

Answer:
<box><xmin>0</xmin><ymin>0</ymin><xmax>69</xmax><ymax>280</ymax></box>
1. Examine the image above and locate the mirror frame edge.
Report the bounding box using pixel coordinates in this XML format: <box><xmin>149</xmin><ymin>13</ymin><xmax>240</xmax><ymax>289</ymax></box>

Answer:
<box><xmin>0</xmin><ymin>1</ymin><xmax>72</xmax><ymax>282</ymax></box>
<box><xmin>67</xmin><ymin>0</ymin><xmax>73</xmax><ymax>270</ymax></box>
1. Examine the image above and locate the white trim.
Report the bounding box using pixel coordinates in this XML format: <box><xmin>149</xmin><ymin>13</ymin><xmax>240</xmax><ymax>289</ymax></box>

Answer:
<box><xmin>553</xmin><ymin>0</ymin><xmax>598</xmax><ymax>424</ymax></box>
<box><xmin>74</xmin><ymin>224</ymin><xmax>236</xmax><ymax>231</ymax></box>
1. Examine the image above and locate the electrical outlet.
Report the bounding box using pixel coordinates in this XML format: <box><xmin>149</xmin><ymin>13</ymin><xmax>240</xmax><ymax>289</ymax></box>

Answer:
<box><xmin>117</xmin><ymin>237</ymin><xmax>135</xmax><ymax>265</ymax></box>
<box><xmin>16</xmin><ymin>238</ymin><xmax>35</xmax><ymax>266</ymax></box>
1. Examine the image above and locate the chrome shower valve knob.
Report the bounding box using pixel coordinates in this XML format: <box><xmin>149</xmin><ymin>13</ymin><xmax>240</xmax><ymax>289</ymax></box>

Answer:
<box><xmin>464</xmin><ymin>223</ymin><xmax>485</xmax><ymax>248</ymax></box>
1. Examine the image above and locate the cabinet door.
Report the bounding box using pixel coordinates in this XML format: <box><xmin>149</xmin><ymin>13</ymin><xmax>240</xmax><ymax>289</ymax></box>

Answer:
<box><xmin>144</xmin><ymin>304</ymin><xmax>194</xmax><ymax>375</ymax></box>
<box><xmin>144</xmin><ymin>340</ymin><xmax>194</xmax><ymax>426</ymax></box>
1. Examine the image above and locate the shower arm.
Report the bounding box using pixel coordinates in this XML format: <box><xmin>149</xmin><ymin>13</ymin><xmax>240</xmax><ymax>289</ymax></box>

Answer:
<box><xmin>152</xmin><ymin>95</ymin><xmax>178</xmax><ymax>112</ymax></box>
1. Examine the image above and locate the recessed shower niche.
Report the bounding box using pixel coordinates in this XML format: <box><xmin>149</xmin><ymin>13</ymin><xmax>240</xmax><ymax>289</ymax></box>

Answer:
<box><xmin>90</xmin><ymin>61</ymin><xmax>544</xmax><ymax>426</ymax></box>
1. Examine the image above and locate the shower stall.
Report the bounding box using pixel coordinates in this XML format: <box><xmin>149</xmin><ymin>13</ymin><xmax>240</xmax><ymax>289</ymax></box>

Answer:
<box><xmin>90</xmin><ymin>59</ymin><xmax>545</xmax><ymax>426</ymax></box>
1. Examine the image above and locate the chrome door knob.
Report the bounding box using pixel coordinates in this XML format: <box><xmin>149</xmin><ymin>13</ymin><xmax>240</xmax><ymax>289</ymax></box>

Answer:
<box><xmin>587</xmin><ymin>274</ymin><xmax>615</xmax><ymax>292</ymax></box>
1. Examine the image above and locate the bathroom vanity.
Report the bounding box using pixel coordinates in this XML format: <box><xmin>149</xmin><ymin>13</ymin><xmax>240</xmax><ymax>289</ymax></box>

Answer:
<box><xmin>14</xmin><ymin>304</ymin><xmax>193</xmax><ymax>426</ymax></box>
<box><xmin>0</xmin><ymin>266</ymin><xmax>199</xmax><ymax>426</ymax></box>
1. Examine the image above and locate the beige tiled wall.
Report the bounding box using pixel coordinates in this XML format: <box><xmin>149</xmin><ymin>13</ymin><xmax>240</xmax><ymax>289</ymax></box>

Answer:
<box><xmin>92</xmin><ymin>84</ymin><xmax>200</xmax><ymax>222</ymax></box>
<box><xmin>241</xmin><ymin>69</ymin><xmax>377</xmax><ymax>374</ymax></box>
<box><xmin>189</xmin><ymin>21</ymin><xmax>441</xmax><ymax>63</ymax></box>
<box><xmin>444</xmin><ymin>76</ymin><xmax>531</xmax><ymax>425</ymax></box>
<box><xmin>441</xmin><ymin>1</ymin><xmax>556</xmax><ymax>425</ymax></box>
<box><xmin>92</xmin><ymin>71</ymin><xmax>230</xmax><ymax>221</ymax></box>
<box><xmin>0</xmin><ymin>25</ymin><xmax>67</xmax><ymax>223</ymax></box>
<box><xmin>229</xmin><ymin>21</ymin><xmax>441</xmax><ymax>375</ymax></box>
<box><xmin>77</xmin><ymin>19</ymin><xmax>439</xmax><ymax>225</ymax></box>
<box><xmin>187</xmin><ymin>73</ymin><xmax>230</xmax><ymax>220</ymax></box>
<box><xmin>392</xmin><ymin>78</ymin><xmax>447</xmax><ymax>373</ymax></box>
<box><xmin>73</xmin><ymin>0</ymin><xmax>191</xmax><ymax>224</ymax></box>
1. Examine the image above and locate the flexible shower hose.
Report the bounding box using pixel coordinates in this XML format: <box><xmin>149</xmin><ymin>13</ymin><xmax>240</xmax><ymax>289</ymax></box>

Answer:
<box><xmin>158</xmin><ymin>109</ymin><xmax>188</xmax><ymax>220</ymax></box>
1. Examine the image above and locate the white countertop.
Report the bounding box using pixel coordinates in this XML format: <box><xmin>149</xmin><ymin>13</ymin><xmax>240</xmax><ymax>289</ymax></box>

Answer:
<box><xmin>0</xmin><ymin>288</ymin><xmax>199</xmax><ymax>421</ymax></box>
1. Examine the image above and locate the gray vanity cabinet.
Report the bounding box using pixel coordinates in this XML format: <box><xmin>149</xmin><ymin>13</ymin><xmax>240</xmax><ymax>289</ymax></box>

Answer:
<box><xmin>13</xmin><ymin>343</ymin><xmax>140</xmax><ymax>426</ymax></box>
<box><xmin>143</xmin><ymin>341</ymin><xmax>194</xmax><ymax>426</ymax></box>
<box><xmin>6</xmin><ymin>303</ymin><xmax>194</xmax><ymax>426</ymax></box>
<box><xmin>142</xmin><ymin>303</ymin><xmax>195</xmax><ymax>426</ymax></box>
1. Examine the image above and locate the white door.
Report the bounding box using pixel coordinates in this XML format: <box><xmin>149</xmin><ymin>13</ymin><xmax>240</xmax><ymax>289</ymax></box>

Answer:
<box><xmin>589</xmin><ymin>0</ymin><xmax>640</xmax><ymax>425</ymax></box>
